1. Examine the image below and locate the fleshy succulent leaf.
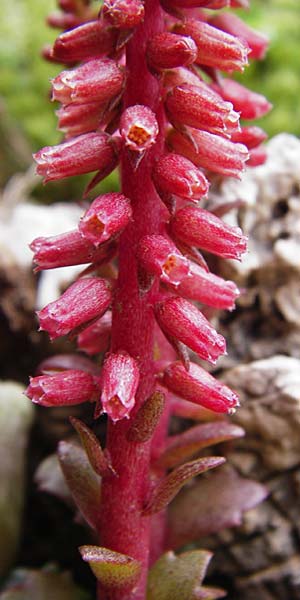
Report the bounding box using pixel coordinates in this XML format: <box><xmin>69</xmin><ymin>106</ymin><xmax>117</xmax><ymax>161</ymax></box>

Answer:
<box><xmin>156</xmin><ymin>422</ymin><xmax>244</xmax><ymax>468</ymax></box>
<box><xmin>147</xmin><ymin>550</ymin><xmax>225</xmax><ymax>600</ymax></box>
<box><xmin>70</xmin><ymin>417</ymin><xmax>114</xmax><ymax>477</ymax></box>
<box><xmin>57</xmin><ymin>441</ymin><xmax>101</xmax><ymax>530</ymax></box>
<box><xmin>127</xmin><ymin>390</ymin><xmax>166</xmax><ymax>443</ymax></box>
<box><xmin>166</xmin><ymin>465</ymin><xmax>268</xmax><ymax>549</ymax></box>
<box><xmin>143</xmin><ymin>456</ymin><xmax>225</xmax><ymax>515</ymax></box>
<box><xmin>79</xmin><ymin>546</ymin><xmax>142</xmax><ymax>591</ymax></box>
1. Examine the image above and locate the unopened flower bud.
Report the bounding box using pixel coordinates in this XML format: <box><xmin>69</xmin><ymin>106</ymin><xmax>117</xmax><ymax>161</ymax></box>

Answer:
<box><xmin>168</xmin><ymin>128</ymin><xmax>249</xmax><ymax>179</ymax></box>
<box><xmin>165</xmin><ymin>83</ymin><xmax>240</xmax><ymax>136</ymax></box>
<box><xmin>137</xmin><ymin>235</ymin><xmax>190</xmax><ymax>286</ymax></box>
<box><xmin>77</xmin><ymin>311</ymin><xmax>112</xmax><ymax>355</ymax></box>
<box><xmin>47</xmin><ymin>12</ymin><xmax>83</xmax><ymax>30</ymax></box>
<box><xmin>56</xmin><ymin>101</ymin><xmax>106</xmax><ymax>138</ymax></box>
<box><xmin>26</xmin><ymin>370</ymin><xmax>100</xmax><ymax>407</ymax></box>
<box><xmin>79</xmin><ymin>193</ymin><xmax>132</xmax><ymax>246</ymax></box>
<box><xmin>30</xmin><ymin>230</ymin><xmax>117</xmax><ymax>271</ymax></box>
<box><xmin>103</xmin><ymin>0</ymin><xmax>145</xmax><ymax>30</ymax></box>
<box><xmin>170</xmin><ymin>206</ymin><xmax>247</xmax><ymax>260</ymax></box>
<box><xmin>230</xmin><ymin>125</ymin><xmax>267</xmax><ymax>149</ymax></box>
<box><xmin>152</xmin><ymin>153</ymin><xmax>209</xmax><ymax>201</ymax></box>
<box><xmin>34</xmin><ymin>132</ymin><xmax>121</xmax><ymax>183</ymax></box>
<box><xmin>175</xmin><ymin>19</ymin><xmax>249</xmax><ymax>72</ymax></box>
<box><xmin>155</xmin><ymin>297</ymin><xmax>226</xmax><ymax>364</ymax></box>
<box><xmin>163</xmin><ymin>66</ymin><xmax>203</xmax><ymax>91</ymax></box>
<box><xmin>100</xmin><ymin>352</ymin><xmax>140</xmax><ymax>421</ymax></box>
<box><xmin>210</xmin><ymin>12</ymin><xmax>269</xmax><ymax>60</ymax></box>
<box><xmin>38</xmin><ymin>277</ymin><xmax>112</xmax><ymax>340</ymax></box>
<box><xmin>214</xmin><ymin>79</ymin><xmax>272</xmax><ymax>120</ymax></box>
<box><xmin>173</xmin><ymin>261</ymin><xmax>240</xmax><ymax>310</ymax></box>
<box><xmin>162</xmin><ymin>361</ymin><xmax>239</xmax><ymax>413</ymax></box>
<box><xmin>52</xmin><ymin>20</ymin><xmax>118</xmax><ymax>63</ymax></box>
<box><xmin>147</xmin><ymin>33</ymin><xmax>197</xmax><ymax>71</ymax></box>
<box><xmin>247</xmin><ymin>145</ymin><xmax>267</xmax><ymax>167</ymax></box>
<box><xmin>51</xmin><ymin>58</ymin><xmax>125</xmax><ymax>105</ymax></box>
<box><xmin>120</xmin><ymin>104</ymin><xmax>159</xmax><ymax>153</ymax></box>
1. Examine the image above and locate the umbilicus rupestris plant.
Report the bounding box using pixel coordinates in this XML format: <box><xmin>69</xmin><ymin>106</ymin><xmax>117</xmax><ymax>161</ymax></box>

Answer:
<box><xmin>26</xmin><ymin>0</ymin><xmax>271</xmax><ymax>598</ymax></box>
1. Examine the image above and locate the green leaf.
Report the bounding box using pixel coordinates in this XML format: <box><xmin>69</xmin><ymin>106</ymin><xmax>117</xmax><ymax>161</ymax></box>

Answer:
<box><xmin>79</xmin><ymin>545</ymin><xmax>142</xmax><ymax>592</ymax></box>
<box><xmin>156</xmin><ymin>422</ymin><xmax>244</xmax><ymax>469</ymax></box>
<box><xmin>70</xmin><ymin>417</ymin><xmax>114</xmax><ymax>477</ymax></box>
<box><xmin>147</xmin><ymin>550</ymin><xmax>225</xmax><ymax>600</ymax></box>
<box><xmin>143</xmin><ymin>457</ymin><xmax>225</xmax><ymax>515</ymax></box>
<box><xmin>167</xmin><ymin>465</ymin><xmax>268</xmax><ymax>549</ymax></box>
<box><xmin>58</xmin><ymin>441</ymin><xmax>101</xmax><ymax>530</ymax></box>
<box><xmin>127</xmin><ymin>391</ymin><xmax>166</xmax><ymax>443</ymax></box>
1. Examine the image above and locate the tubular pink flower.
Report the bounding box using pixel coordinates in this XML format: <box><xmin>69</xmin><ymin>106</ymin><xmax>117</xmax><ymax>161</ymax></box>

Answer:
<box><xmin>247</xmin><ymin>145</ymin><xmax>268</xmax><ymax>167</ymax></box>
<box><xmin>171</xmin><ymin>261</ymin><xmax>240</xmax><ymax>310</ymax></box>
<box><xmin>100</xmin><ymin>352</ymin><xmax>140</xmax><ymax>421</ymax></box>
<box><xmin>163</xmin><ymin>66</ymin><xmax>204</xmax><ymax>91</ymax></box>
<box><xmin>155</xmin><ymin>296</ymin><xmax>226</xmax><ymax>364</ymax></box>
<box><xmin>51</xmin><ymin>58</ymin><xmax>125</xmax><ymax>105</ymax></box>
<box><xmin>162</xmin><ymin>361</ymin><xmax>239</xmax><ymax>413</ymax></box>
<box><xmin>38</xmin><ymin>277</ymin><xmax>112</xmax><ymax>340</ymax></box>
<box><xmin>210</xmin><ymin>12</ymin><xmax>269</xmax><ymax>60</ymax></box>
<box><xmin>30</xmin><ymin>230</ymin><xmax>117</xmax><ymax>271</ymax></box>
<box><xmin>102</xmin><ymin>0</ymin><xmax>145</xmax><ymax>30</ymax></box>
<box><xmin>33</xmin><ymin>132</ymin><xmax>121</xmax><ymax>183</ymax></box>
<box><xmin>26</xmin><ymin>370</ymin><xmax>100</xmax><ymax>407</ymax></box>
<box><xmin>214</xmin><ymin>79</ymin><xmax>272</xmax><ymax>120</ymax></box>
<box><xmin>77</xmin><ymin>311</ymin><xmax>112</xmax><ymax>356</ymax></box>
<box><xmin>52</xmin><ymin>20</ymin><xmax>118</xmax><ymax>63</ymax></box>
<box><xmin>56</xmin><ymin>101</ymin><xmax>108</xmax><ymax>138</ymax></box>
<box><xmin>168</xmin><ymin>128</ymin><xmax>249</xmax><ymax>179</ymax></box>
<box><xmin>175</xmin><ymin>19</ymin><xmax>249</xmax><ymax>72</ymax></box>
<box><xmin>120</xmin><ymin>104</ymin><xmax>159</xmax><ymax>153</ymax></box>
<box><xmin>170</xmin><ymin>206</ymin><xmax>247</xmax><ymax>260</ymax></box>
<box><xmin>79</xmin><ymin>193</ymin><xmax>132</xmax><ymax>246</ymax></box>
<box><xmin>231</xmin><ymin>125</ymin><xmax>267</xmax><ymax>149</ymax></box>
<box><xmin>146</xmin><ymin>33</ymin><xmax>197</xmax><ymax>71</ymax></box>
<box><xmin>152</xmin><ymin>153</ymin><xmax>209</xmax><ymax>201</ymax></box>
<box><xmin>137</xmin><ymin>234</ymin><xmax>190</xmax><ymax>286</ymax></box>
<box><xmin>165</xmin><ymin>83</ymin><xmax>240</xmax><ymax>137</ymax></box>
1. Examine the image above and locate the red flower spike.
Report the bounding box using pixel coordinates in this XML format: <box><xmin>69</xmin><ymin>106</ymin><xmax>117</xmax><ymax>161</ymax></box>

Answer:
<box><xmin>247</xmin><ymin>145</ymin><xmax>268</xmax><ymax>167</ymax></box>
<box><xmin>79</xmin><ymin>193</ymin><xmax>132</xmax><ymax>246</ymax></box>
<box><xmin>120</xmin><ymin>104</ymin><xmax>159</xmax><ymax>153</ymax></box>
<box><xmin>210</xmin><ymin>12</ymin><xmax>269</xmax><ymax>60</ymax></box>
<box><xmin>77</xmin><ymin>311</ymin><xmax>112</xmax><ymax>356</ymax></box>
<box><xmin>100</xmin><ymin>352</ymin><xmax>140</xmax><ymax>422</ymax></box>
<box><xmin>52</xmin><ymin>20</ymin><xmax>118</xmax><ymax>63</ymax></box>
<box><xmin>34</xmin><ymin>132</ymin><xmax>121</xmax><ymax>183</ymax></box>
<box><xmin>38</xmin><ymin>277</ymin><xmax>112</xmax><ymax>340</ymax></box>
<box><xmin>214</xmin><ymin>79</ymin><xmax>272</xmax><ymax>120</ymax></box>
<box><xmin>175</xmin><ymin>19</ymin><xmax>249</xmax><ymax>73</ymax></box>
<box><xmin>168</xmin><ymin>128</ymin><xmax>249</xmax><ymax>179</ymax></box>
<box><xmin>231</xmin><ymin>125</ymin><xmax>267</xmax><ymax>149</ymax></box>
<box><xmin>152</xmin><ymin>153</ymin><xmax>209</xmax><ymax>201</ymax></box>
<box><xmin>162</xmin><ymin>361</ymin><xmax>239</xmax><ymax>414</ymax></box>
<box><xmin>155</xmin><ymin>297</ymin><xmax>226</xmax><ymax>364</ymax></box>
<box><xmin>146</xmin><ymin>33</ymin><xmax>197</xmax><ymax>71</ymax></box>
<box><xmin>137</xmin><ymin>234</ymin><xmax>190</xmax><ymax>286</ymax></box>
<box><xmin>25</xmin><ymin>370</ymin><xmax>100</xmax><ymax>407</ymax></box>
<box><xmin>51</xmin><ymin>58</ymin><xmax>125</xmax><ymax>105</ymax></box>
<box><xmin>103</xmin><ymin>0</ymin><xmax>145</xmax><ymax>30</ymax></box>
<box><xmin>170</xmin><ymin>206</ymin><xmax>247</xmax><ymax>260</ymax></box>
<box><xmin>30</xmin><ymin>230</ymin><xmax>117</xmax><ymax>271</ymax></box>
<box><xmin>172</xmin><ymin>261</ymin><xmax>240</xmax><ymax>311</ymax></box>
<box><xmin>165</xmin><ymin>83</ymin><xmax>240</xmax><ymax>137</ymax></box>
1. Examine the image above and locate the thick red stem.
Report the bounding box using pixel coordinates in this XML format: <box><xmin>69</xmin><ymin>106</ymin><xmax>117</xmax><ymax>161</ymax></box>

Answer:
<box><xmin>98</xmin><ymin>2</ymin><xmax>166</xmax><ymax>599</ymax></box>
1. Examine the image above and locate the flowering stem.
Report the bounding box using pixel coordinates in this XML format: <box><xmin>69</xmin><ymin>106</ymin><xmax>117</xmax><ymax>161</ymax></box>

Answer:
<box><xmin>98</xmin><ymin>2</ymin><xmax>166</xmax><ymax>598</ymax></box>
